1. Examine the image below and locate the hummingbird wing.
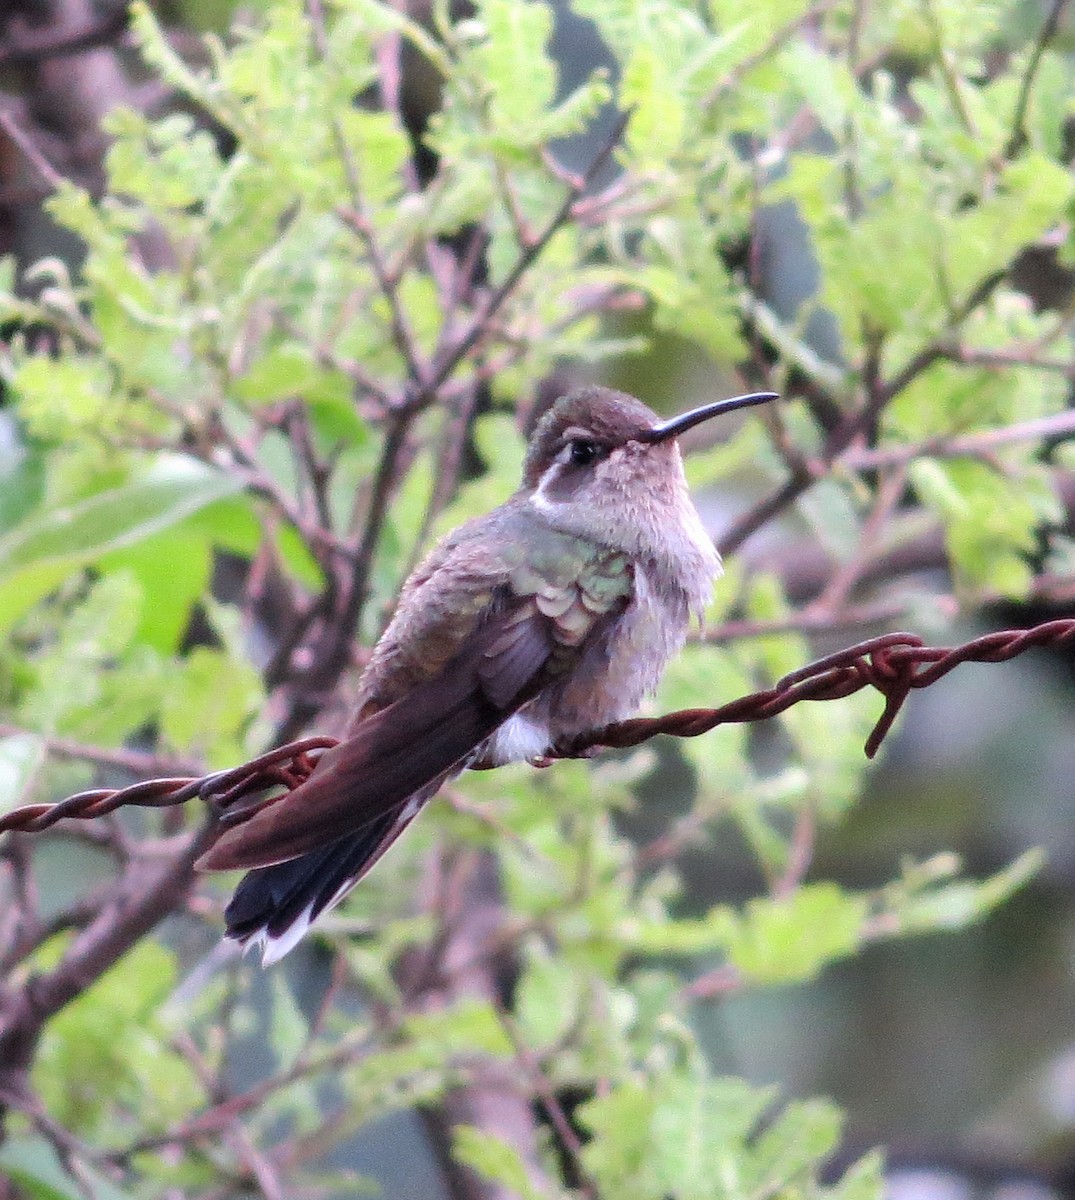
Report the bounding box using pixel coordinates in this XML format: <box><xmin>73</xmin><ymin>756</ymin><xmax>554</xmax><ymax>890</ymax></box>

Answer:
<box><xmin>195</xmin><ymin>586</ymin><xmax>593</xmax><ymax>872</ymax></box>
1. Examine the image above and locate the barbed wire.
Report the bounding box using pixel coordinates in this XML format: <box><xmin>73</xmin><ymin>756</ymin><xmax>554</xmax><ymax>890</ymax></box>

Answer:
<box><xmin>556</xmin><ymin>619</ymin><xmax>1075</xmax><ymax>758</ymax></box>
<box><xmin>2</xmin><ymin>620</ymin><xmax>1074</xmax><ymax>839</ymax></box>
<box><xmin>0</xmin><ymin>737</ymin><xmax>339</xmax><ymax>836</ymax></box>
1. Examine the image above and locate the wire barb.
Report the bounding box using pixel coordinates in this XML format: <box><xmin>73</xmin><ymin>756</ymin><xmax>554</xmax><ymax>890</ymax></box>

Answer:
<box><xmin>3</xmin><ymin>622</ymin><xmax>1075</xmax><ymax>838</ymax></box>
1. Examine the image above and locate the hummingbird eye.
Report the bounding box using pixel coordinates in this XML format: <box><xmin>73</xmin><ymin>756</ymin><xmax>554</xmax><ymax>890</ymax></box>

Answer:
<box><xmin>567</xmin><ymin>438</ymin><xmax>601</xmax><ymax>467</ymax></box>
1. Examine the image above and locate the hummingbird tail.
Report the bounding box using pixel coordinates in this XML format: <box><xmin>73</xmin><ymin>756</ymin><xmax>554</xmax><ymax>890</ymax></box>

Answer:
<box><xmin>223</xmin><ymin>797</ymin><xmax>422</xmax><ymax>964</ymax></box>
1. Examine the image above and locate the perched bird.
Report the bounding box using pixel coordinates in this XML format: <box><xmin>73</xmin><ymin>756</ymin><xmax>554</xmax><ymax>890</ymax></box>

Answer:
<box><xmin>196</xmin><ymin>386</ymin><xmax>776</xmax><ymax>962</ymax></box>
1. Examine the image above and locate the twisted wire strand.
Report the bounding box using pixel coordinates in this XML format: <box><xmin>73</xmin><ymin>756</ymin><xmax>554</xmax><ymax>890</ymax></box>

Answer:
<box><xmin>0</xmin><ymin>737</ymin><xmax>338</xmax><ymax>835</ymax></box>
<box><xmin>3</xmin><ymin>622</ymin><xmax>1074</xmax><ymax>838</ymax></box>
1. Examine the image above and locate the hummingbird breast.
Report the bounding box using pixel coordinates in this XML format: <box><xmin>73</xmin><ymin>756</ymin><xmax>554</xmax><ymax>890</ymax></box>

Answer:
<box><xmin>353</xmin><ymin>496</ymin><xmax>721</xmax><ymax>771</ymax></box>
<box><xmin>485</xmin><ymin>554</ymin><xmax>704</xmax><ymax>764</ymax></box>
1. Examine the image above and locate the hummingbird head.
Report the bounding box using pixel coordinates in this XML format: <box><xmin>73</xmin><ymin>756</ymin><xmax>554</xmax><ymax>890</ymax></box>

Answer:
<box><xmin>519</xmin><ymin>385</ymin><xmax>776</xmax><ymax>601</ymax></box>
<box><xmin>522</xmin><ymin>386</ymin><xmax>775</xmax><ymax>517</ymax></box>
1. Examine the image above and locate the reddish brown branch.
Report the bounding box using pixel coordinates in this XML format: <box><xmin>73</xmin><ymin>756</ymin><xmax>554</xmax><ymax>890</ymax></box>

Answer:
<box><xmin>0</xmin><ymin>826</ymin><xmax>211</xmax><ymax>1125</ymax></box>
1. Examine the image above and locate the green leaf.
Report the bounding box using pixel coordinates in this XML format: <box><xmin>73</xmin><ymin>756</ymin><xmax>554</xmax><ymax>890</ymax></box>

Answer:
<box><xmin>452</xmin><ymin>1127</ymin><xmax>543</xmax><ymax>1200</ymax></box>
<box><xmin>337</xmin><ymin>109</ymin><xmax>409</xmax><ymax>208</ymax></box>
<box><xmin>746</xmin><ymin>1098</ymin><xmax>844</xmax><ymax>1192</ymax></box>
<box><xmin>98</xmin><ymin>529</ymin><xmax>212</xmax><ymax>653</ymax></box>
<box><xmin>579</xmin><ymin>1075</ymin><xmax>775</xmax><ymax>1199</ymax></box>
<box><xmin>622</xmin><ymin>44</ymin><xmax>686</xmax><ymax>163</ymax></box>
<box><xmin>515</xmin><ymin>942</ymin><xmax>581</xmax><ymax>1047</ymax></box>
<box><xmin>828</xmin><ymin>1152</ymin><xmax>887</xmax><ymax>1200</ymax></box>
<box><xmin>0</xmin><ymin>1136</ymin><xmax>128</xmax><ymax>1200</ymax></box>
<box><xmin>577</xmin><ymin>1078</ymin><xmax>659</xmax><ymax>1196</ymax></box>
<box><xmin>884</xmin><ymin>850</ymin><xmax>1043</xmax><ymax>935</ymax></box>
<box><xmin>782</xmin><ymin>41</ymin><xmax>858</xmax><ymax>137</ymax></box>
<box><xmin>33</xmin><ymin>940</ymin><xmax>200</xmax><ymax>1137</ymax></box>
<box><xmin>11</xmin><ymin>356</ymin><xmax>119</xmax><ymax>441</ymax></box>
<box><xmin>796</xmin><ymin>479</ymin><xmax>862</xmax><ymax>561</ymax></box>
<box><xmin>232</xmin><ymin>342</ymin><xmax>351</xmax><ymax>408</ymax></box>
<box><xmin>128</xmin><ymin>0</ymin><xmax>222</xmax><ymax>113</ymax></box>
<box><xmin>104</xmin><ymin>108</ymin><xmax>224</xmax><ymax>211</ymax></box>
<box><xmin>0</xmin><ymin>456</ymin><xmax>241</xmax><ymax>575</ymax></box>
<box><xmin>275</xmin><ymin>520</ymin><xmax>325</xmax><ymax>590</ymax></box>
<box><xmin>402</xmin><ymin>998</ymin><xmax>514</xmax><ymax>1059</ymax></box>
<box><xmin>0</xmin><ymin>428</ymin><xmax>46</xmax><ymax>534</ymax></box>
<box><xmin>0</xmin><ymin>562</ymin><xmax>74</xmax><ymax>636</ymax></box>
<box><xmin>717</xmin><ymin>883</ymin><xmax>868</xmax><ymax>985</ymax></box>
<box><xmin>268</xmin><ymin>975</ymin><xmax>308</xmax><ymax>1070</ymax></box>
<box><xmin>472</xmin><ymin>0</ymin><xmax>557</xmax><ymax>140</ymax></box>
<box><xmin>160</xmin><ymin>644</ymin><xmax>263</xmax><ymax>763</ymax></box>
<box><xmin>908</xmin><ymin>458</ymin><xmax>1061</xmax><ymax>596</ymax></box>
<box><xmin>946</xmin><ymin>153</ymin><xmax>1074</xmax><ymax>297</ymax></box>
<box><xmin>16</xmin><ymin>571</ymin><xmax>146</xmax><ymax>735</ymax></box>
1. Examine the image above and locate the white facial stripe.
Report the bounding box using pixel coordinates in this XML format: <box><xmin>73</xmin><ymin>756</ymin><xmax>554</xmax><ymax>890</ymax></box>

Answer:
<box><xmin>529</xmin><ymin>459</ymin><xmax>564</xmax><ymax>511</ymax></box>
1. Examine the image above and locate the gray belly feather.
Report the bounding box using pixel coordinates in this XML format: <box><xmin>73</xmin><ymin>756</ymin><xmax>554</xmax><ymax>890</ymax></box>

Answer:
<box><xmin>485</xmin><ymin>564</ymin><xmax>691</xmax><ymax>765</ymax></box>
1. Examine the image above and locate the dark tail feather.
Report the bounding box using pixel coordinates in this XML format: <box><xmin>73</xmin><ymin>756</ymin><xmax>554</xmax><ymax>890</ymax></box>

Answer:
<box><xmin>223</xmin><ymin>802</ymin><xmax>418</xmax><ymax>964</ymax></box>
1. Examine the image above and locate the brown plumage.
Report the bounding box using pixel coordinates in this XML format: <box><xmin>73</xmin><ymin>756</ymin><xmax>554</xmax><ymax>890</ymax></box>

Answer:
<box><xmin>196</xmin><ymin>386</ymin><xmax>776</xmax><ymax>962</ymax></box>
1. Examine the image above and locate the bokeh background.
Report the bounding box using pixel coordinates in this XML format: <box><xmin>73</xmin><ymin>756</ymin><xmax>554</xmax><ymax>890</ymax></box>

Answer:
<box><xmin>4</xmin><ymin>0</ymin><xmax>1075</xmax><ymax>1197</ymax></box>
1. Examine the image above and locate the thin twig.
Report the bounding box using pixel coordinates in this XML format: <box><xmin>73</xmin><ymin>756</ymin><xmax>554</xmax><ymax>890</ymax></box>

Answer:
<box><xmin>0</xmin><ymin>723</ymin><xmax>199</xmax><ymax>776</ymax></box>
<box><xmin>843</xmin><ymin>409</ymin><xmax>1075</xmax><ymax>470</ymax></box>
<box><xmin>407</xmin><ymin>381</ymin><xmax>483</xmax><ymax>573</ymax></box>
<box><xmin>809</xmin><ymin>463</ymin><xmax>909</xmax><ymax>614</ymax></box>
<box><xmin>0</xmin><ymin>890</ymin><xmax>113</xmax><ymax>976</ymax></box>
<box><xmin>921</xmin><ymin>0</ymin><xmax>978</xmax><ymax>138</ymax></box>
<box><xmin>704</xmin><ymin>0</ymin><xmax>840</xmax><ymax>105</ymax></box>
<box><xmin>0</xmin><ymin>826</ymin><xmax>212</xmax><ymax>1122</ymax></box>
<box><xmin>421</xmin><ymin>109</ymin><xmax>632</xmax><ymax>404</ymax></box>
<box><xmin>1004</xmin><ymin>0</ymin><xmax>1072</xmax><ymax>159</ymax></box>
<box><xmin>286</xmin><ymin>403</ymin><xmax>335</xmax><ymax>533</ymax></box>
<box><xmin>0</xmin><ymin>109</ymin><xmax>66</xmax><ymax>191</ymax></box>
<box><xmin>698</xmin><ymin>601</ymin><xmax>907</xmax><ymax>642</ymax></box>
<box><xmin>305</xmin><ymin>0</ymin><xmax>430</xmax><ymax>389</ymax></box>
<box><xmin>495</xmin><ymin>1006</ymin><xmax>599</xmax><ymax>1200</ymax></box>
<box><xmin>112</xmin><ymin>1026</ymin><xmax>375</xmax><ymax>1157</ymax></box>
<box><xmin>682</xmin><ymin>965</ymin><xmax>745</xmax><ymax>1000</ymax></box>
<box><xmin>949</xmin><ymin>346</ymin><xmax>1075</xmax><ymax>376</ymax></box>
<box><xmin>210</xmin><ymin>421</ymin><xmax>355</xmax><ymax>565</ymax></box>
<box><xmin>721</xmin><ymin>272</ymin><xmax>1005</xmax><ymax>557</ymax></box>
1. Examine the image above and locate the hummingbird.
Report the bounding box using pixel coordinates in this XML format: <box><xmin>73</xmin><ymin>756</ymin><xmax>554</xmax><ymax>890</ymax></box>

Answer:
<box><xmin>196</xmin><ymin>386</ymin><xmax>777</xmax><ymax>962</ymax></box>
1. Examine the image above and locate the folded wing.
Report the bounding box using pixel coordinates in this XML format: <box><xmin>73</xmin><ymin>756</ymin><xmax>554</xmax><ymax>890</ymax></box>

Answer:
<box><xmin>196</xmin><ymin>592</ymin><xmax>561</xmax><ymax>872</ymax></box>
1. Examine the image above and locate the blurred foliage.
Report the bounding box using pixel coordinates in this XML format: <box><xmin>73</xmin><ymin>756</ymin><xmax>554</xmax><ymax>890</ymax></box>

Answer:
<box><xmin>0</xmin><ymin>0</ymin><xmax>1073</xmax><ymax>1195</ymax></box>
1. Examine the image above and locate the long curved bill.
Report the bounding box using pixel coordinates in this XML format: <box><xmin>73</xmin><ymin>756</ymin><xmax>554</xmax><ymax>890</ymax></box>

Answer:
<box><xmin>640</xmin><ymin>391</ymin><xmax>779</xmax><ymax>443</ymax></box>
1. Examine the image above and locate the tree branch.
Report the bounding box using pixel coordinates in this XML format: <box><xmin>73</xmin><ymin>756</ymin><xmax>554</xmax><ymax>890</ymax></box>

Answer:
<box><xmin>0</xmin><ymin>4</ymin><xmax>128</xmax><ymax>69</ymax></box>
<box><xmin>1004</xmin><ymin>0</ymin><xmax>1072</xmax><ymax>159</ymax></box>
<box><xmin>0</xmin><ymin>825</ymin><xmax>212</xmax><ymax>1127</ymax></box>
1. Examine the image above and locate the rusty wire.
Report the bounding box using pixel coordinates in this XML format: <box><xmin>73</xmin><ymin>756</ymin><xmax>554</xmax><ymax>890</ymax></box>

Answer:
<box><xmin>2</xmin><ymin>621</ymin><xmax>1074</xmax><ymax>839</ymax></box>
<box><xmin>555</xmin><ymin>620</ymin><xmax>1075</xmax><ymax>759</ymax></box>
<box><xmin>0</xmin><ymin>737</ymin><xmax>339</xmax><ymax>836</ymax></box>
